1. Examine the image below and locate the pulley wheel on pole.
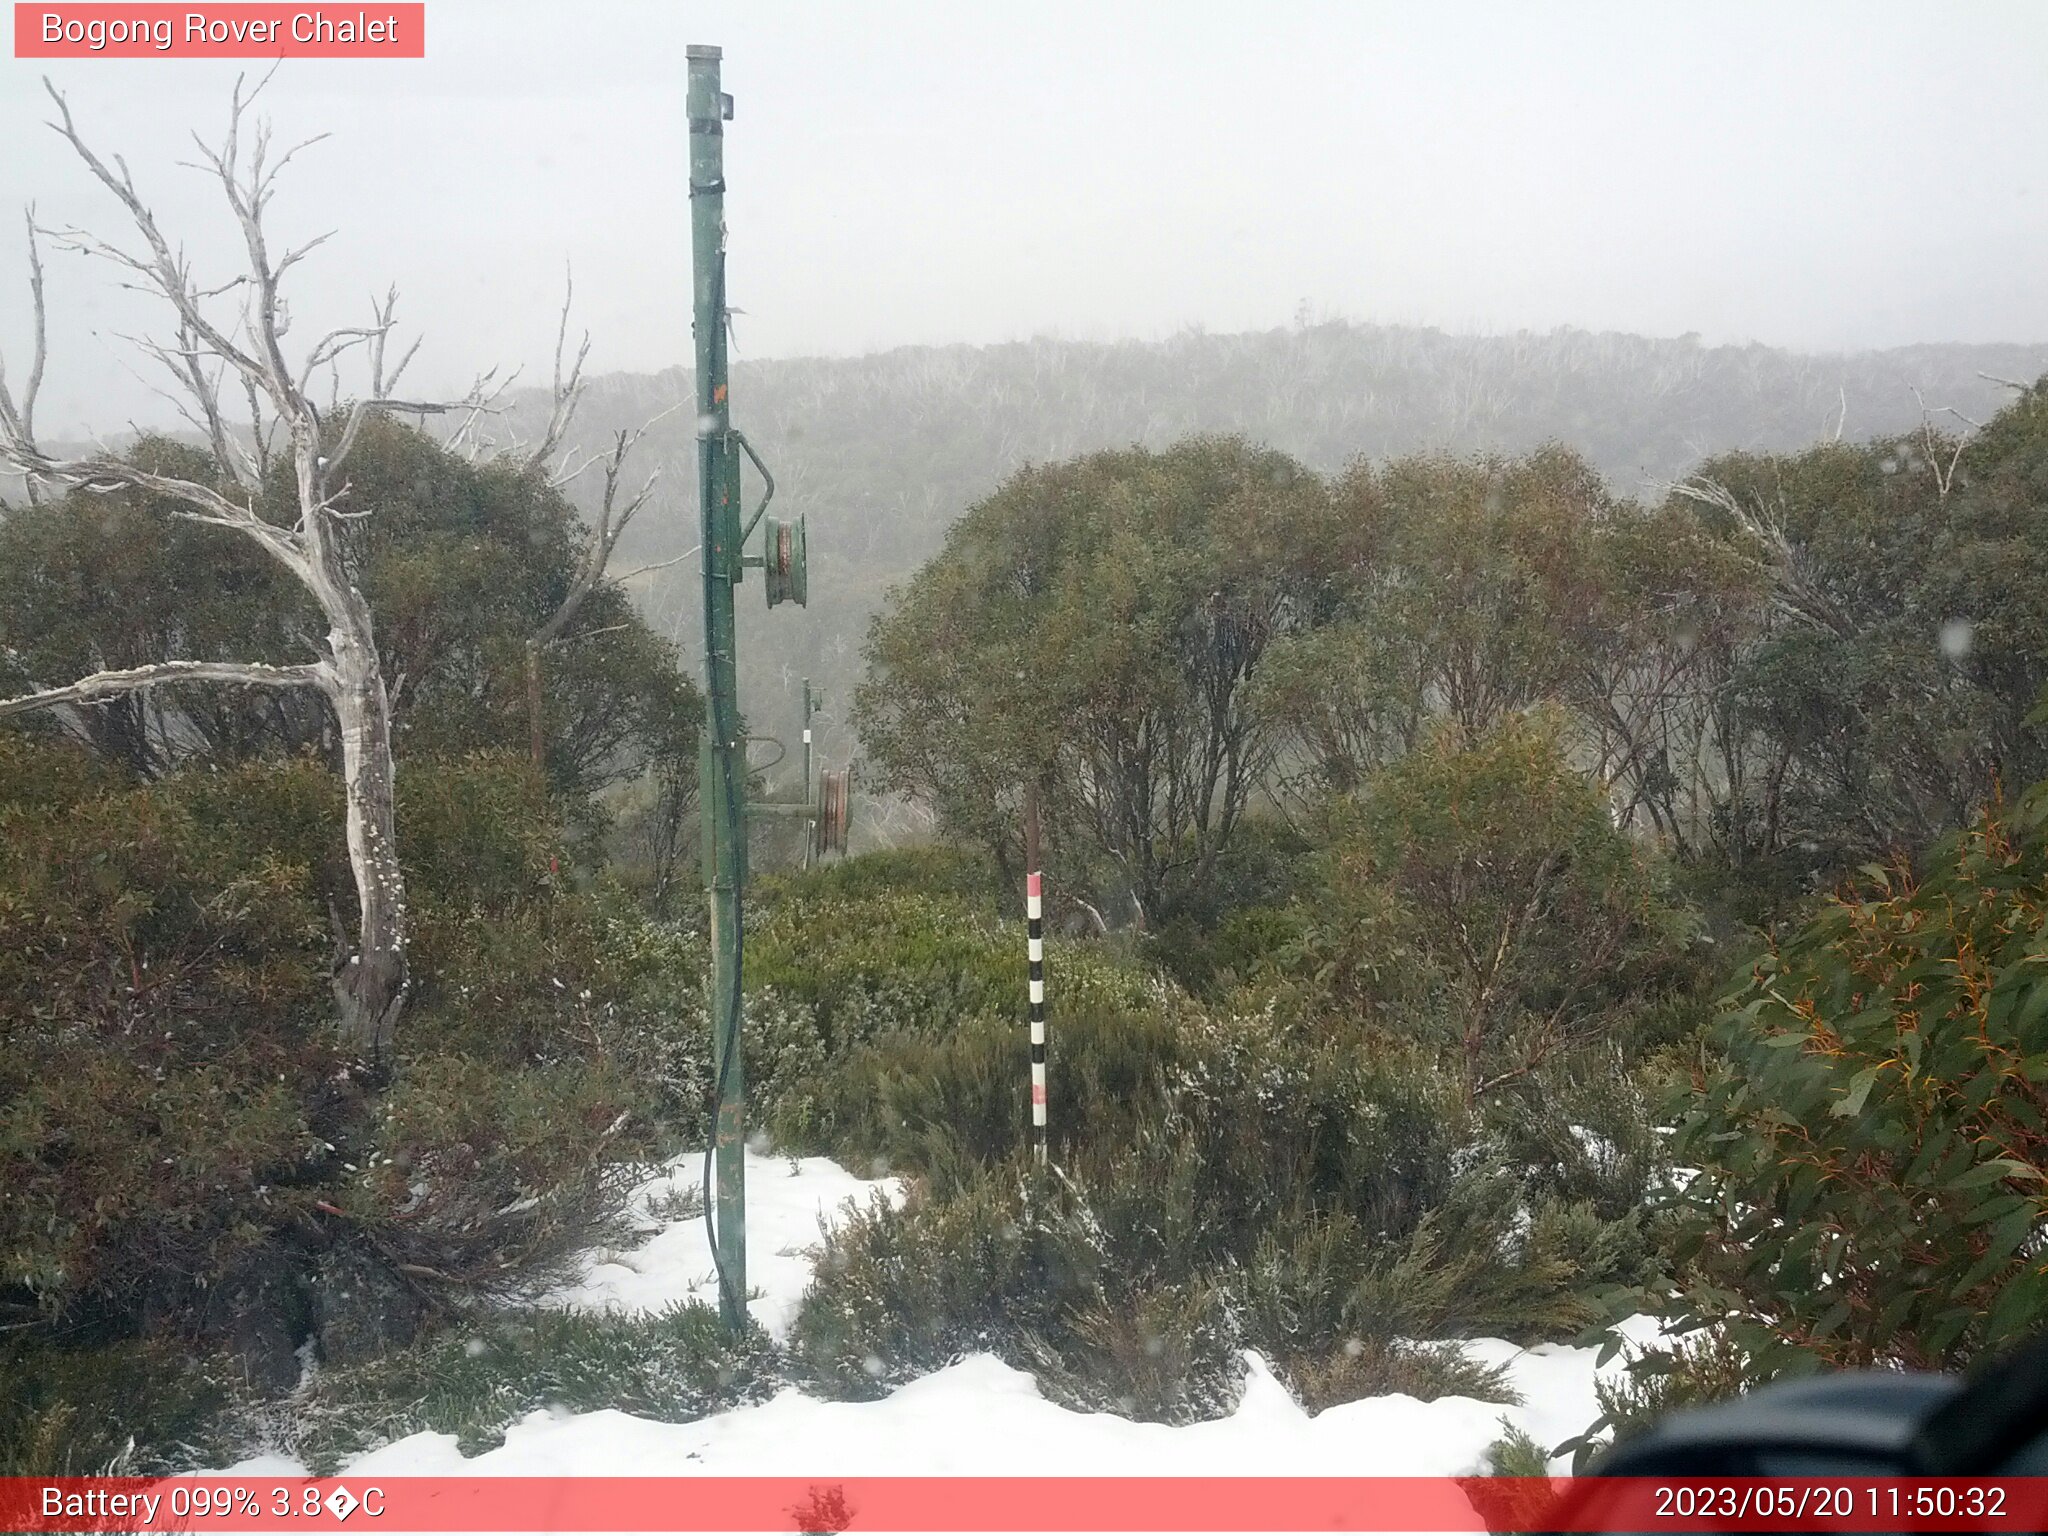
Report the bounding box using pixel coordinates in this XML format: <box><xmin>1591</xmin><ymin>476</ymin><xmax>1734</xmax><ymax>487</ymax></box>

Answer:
<box><xmin>814</xmin><ymin>768</ymin><xmax>850</xmax><ymax>858</ymax></box>
<box><xmin>765</xmin><ymin>516</ymin><xmax>807</xmax><ymax>608</ymax></box>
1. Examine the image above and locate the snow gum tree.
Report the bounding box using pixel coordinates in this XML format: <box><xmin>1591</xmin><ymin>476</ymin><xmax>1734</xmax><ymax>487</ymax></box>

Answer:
<box><xmin>855</xmin><ymin>436</ymin><xmax>1332</xmax><ymax>922</ymax></box>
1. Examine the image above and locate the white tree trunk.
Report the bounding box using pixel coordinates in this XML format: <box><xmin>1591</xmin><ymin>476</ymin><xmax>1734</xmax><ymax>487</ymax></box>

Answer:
<box><xmin>329</xmin><ymin>627</ymin><xmax>406</xmax><ymax>1055</ymax></box>
<box><xmin>298</xmin><ymin>413</ymin><xmax>410</xmax><ymax>1055</ymax></box>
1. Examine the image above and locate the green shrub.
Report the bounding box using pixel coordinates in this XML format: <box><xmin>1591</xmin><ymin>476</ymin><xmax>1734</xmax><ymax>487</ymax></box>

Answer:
<box><xmin>1482</xmin><ymin>1075</ymin><xmax>1667</xmax><ymax>1226</ymax></box>
<box><xmin>255</xmin><ymin>1303</ymin><xmax>781</xmax><ymax>1471</ymax></box>
<box><xmin>766</xmin><ymin>847</ymin><xmax>1010</xmax><ymax>917</ymax></box>
<box><xmin>0</xmin><ymin>729</ymin><xmax>126</xmax><ymax>809</ymax></box>
<box><xmin>1338</xmin><ymin>1172</ymin><xmax>1647</xmax><ymax>1346</ymax></box>
<box><xmin>0</xmin><ymin>737</ymin><xmax>719</xmax><ymax>1433</ymax></box>
<box><xmin>0</xmin><ymin>743</ymin><xmax>338</xmax><ymax>1327</ymax></box>
<box><xmin>1283</xmin><ymin>1339</ymin><xmax>1518</xmax><ymax>1414</ymax></box>
<box><xmin>341</xmin><ymin>1053</ymin><xmax>653</xmax><ymax>1298</ymax></box>
<box><xmin>740</xmin><ymin>987</ymin><xmax>835</xmax><ymax>1147</ymax></box>
<box><xmin>1483</xmin><ymin>1421</ymin><xmax>1553</xmax><ymax>1476</ymax></box>
<box><xmin>1148</xmin><ymin>904</ymin><xmax>1306</xmax><ymax>1000</ymax></box>
<box><xmin>1270</xmin><ymin>714</ymin><xmax>1704</xmax><ymax>1108</ymax></box>
<box><xmin>396</xmin><ymin>753</ymin><xmax>571</xmax><ymax>908</ymax></box>
<box><xmin>0</xmin><ymin>1335</ymin><xmax>238</xmax><ymax>1475</ymax></box>
<box><xmin>1558</xmin><ymin>1330</ymin><xmax>1759</xmax><ymax>1472</ymax></box>
<box><xmin>769</xmin><ymin>1002</ymin><xmax>1182</xmax><ymax>1175</ymax></box>
<box><xmin>1142</xmin><ymin>815</ymin><xmax>1319</xmax><ymax>982</ymax></box>
<box><xmin>778</xmin><ymin>978</ymin><xmax>1475</xmax><ymax>1258</ymax></box>
<box><xmin>1240</xmin><ymin>1215</ymin><xmax>1520</xmax><ymax>1410</ymax></box>
<box><xmin>1154</xmin><ymin>999</ymin><xmax>1468</xmax><ymax>1253</ymax></box>
<box><xmin>1047</xmin><ymin>1278</ymin><xmax>1242</xmax><ymax>1422</ymax></box>
<box><xmin>791</xmin><ymin>1178</ymin><xmax>1041</xmax><ymax>1396</ymax></box>
<box><xmin>1662</xmin><ymin>783</ymin><xmax>2048</xmax><ymax>1374</ymax></box>
<box><xmin>774</xmin><ymin>905</ymin><xmax>1638</xmax><ymax>1411</ymax></box>
<box><xmin>1239</xmin><ymin>1167</ymin><xmax>1647</xmax><ymax>1370</ymax></box>
<box><xmin>744</xmin><ymin>883</ymin><xmax>1153</xmax><ymax>1056</ymax></box>
<box><xmin>790</xmin><ymin>1168</ymin><xmax>1245</xmax><ymax>1424</ymax></box>
<box><xmin>786</xmin><ymin>1139</ymin><xmax>1571</xmax><ymax>1425</ymax></box>
<box><xmin>408</xmin><ymin>882</ymin><xmax>713</xmax><ymax>1137</ymax></box>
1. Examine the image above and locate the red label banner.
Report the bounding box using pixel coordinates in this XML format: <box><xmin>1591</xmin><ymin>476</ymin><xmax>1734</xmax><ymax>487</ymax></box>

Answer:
<box><xmin>6</xmin><ymin>1476</ymin><xmax>2048</xmax><ymax>1532</ymax></box>
<box><xmin>14</xmin><ymin>5</ymin><xmax>425</xmax><ymax>57</ymax></box>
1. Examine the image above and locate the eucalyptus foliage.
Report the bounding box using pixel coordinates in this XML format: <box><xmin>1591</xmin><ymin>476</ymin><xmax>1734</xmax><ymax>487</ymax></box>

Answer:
<box><xmin>1664</xmin><ymin>779</ymin><xmax>2048</xmax><ymax>1372</ymax></box>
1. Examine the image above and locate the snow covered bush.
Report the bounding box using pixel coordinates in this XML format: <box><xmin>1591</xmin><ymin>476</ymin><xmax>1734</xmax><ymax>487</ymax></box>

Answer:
<box><xmin>775</xmin><ymin>885</ymin><xmax>1651</xmax><ymax>1419</ymax></box>
<box><xmin>342</xmin><ymin>1053</ymin><xmax>650</xmax><ymax>1300</ymax></box>
<box><xmin>790</xmin><ymin>1167</ymin><xmax>1246</xmax><ymax>1425</ymax></box>
<box><xmin>1238</xmin><ymin>1215</ymin><xmax>1518</xmax><ymax>1410</ymax></box>
<box><xmin>257</xmin><ymin>1302</ymin><xmax>782</xmax><ymax>1471</ymax></box>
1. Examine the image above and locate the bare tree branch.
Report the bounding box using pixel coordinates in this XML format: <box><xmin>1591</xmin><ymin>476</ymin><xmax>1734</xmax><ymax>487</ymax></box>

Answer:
<box><xmin>612</xmin><ymin>545</ymin><xmax>700</xmax><ymax>584</ymax></box>
<box><xmin>42</xmin><ymin>81</ymin><xmax>276</xmax><ymax>403</ymax></box>
<box><xmin>0</xmin><ymin>211</ymin><xmax>51</xmax><ymax>507</ymax></box>
<box><xmin>442</xmin><ymin>365</ymin><xmax>517</xmax><ymax>461</ymax></box>
<box><xmin>1668</xmin><ymin>475</ymin><xmax>1857</xmax><ymax>639</ymax></box>
<box><xmin>526</xmin><ymin>264</ymin><xmax>590</xmax><ymax>473</ymax></box>
<box><xmin>12</xmin><ymin>207</ymin><xmax>47</xmax><ymax>504</ymax></box>
<box><xmin>1911</xmin><ymin>386</ymin><xmax>1975</xmax><ymax>502</ymax></box>
<box><xmin>0</xmin><ymin>659</ymin><xmax>327</xmax><ymax>718</ymax></box>
<box><xmin>533</xmin><ymin>412</ymin><xmax>675</xmax><ymax>648</ymax></box>
<box><xmin>145</xmin><ymin>316</ymin><xmax>257</xmax><ymax>488</ymax></box>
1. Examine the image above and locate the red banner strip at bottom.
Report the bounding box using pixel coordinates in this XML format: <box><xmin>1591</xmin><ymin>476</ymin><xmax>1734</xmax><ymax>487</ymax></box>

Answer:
<box><xmin>8</xmin><ymin>1476</ymin><xmax>2048</xmax><ymax>1533</ymax></box>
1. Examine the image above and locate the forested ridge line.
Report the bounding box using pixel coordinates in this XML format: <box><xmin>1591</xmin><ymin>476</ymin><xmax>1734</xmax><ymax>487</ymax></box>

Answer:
<box><xmin>482</xmin><ymin>321</ymin><xmax>2048</xmax><ymax>761</ymax></box>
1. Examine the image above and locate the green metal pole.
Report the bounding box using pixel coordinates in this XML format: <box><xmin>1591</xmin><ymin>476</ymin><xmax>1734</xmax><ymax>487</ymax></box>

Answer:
<box><xmin>688</xmin><ymin>42</ymin><xmax>746</xmax><ymax>1331</ymax></box>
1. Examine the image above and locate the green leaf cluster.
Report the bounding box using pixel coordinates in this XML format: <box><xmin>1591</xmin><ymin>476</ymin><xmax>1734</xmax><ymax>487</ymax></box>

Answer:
<box><xmin>1663</xmin><ymin>781</ymin><xmax>2048</xmax><ymax>1372</ymax></box>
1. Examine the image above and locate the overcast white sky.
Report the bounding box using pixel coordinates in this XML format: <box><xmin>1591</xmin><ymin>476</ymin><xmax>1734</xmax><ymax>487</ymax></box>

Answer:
<box><xmin>2</xmin><ymin>0</ymin><xmax>2044</xmax><ymax>436</ymax></box>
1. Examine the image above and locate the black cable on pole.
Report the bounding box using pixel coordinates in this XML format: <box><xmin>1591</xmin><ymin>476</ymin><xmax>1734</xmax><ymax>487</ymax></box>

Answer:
<box><xmin>701</xmin><ymin>226</ymin><xmax>745</xmax><ymax>1325</ymax></box>
<box><xmin>701</xmin><ymin>678</ymin><xmax>745</xmax><ymax>1325</ymax></box>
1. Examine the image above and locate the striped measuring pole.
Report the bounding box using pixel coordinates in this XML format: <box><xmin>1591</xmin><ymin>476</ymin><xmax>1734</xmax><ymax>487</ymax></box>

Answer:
<box><xmin>1027</xmin><ymin>868</ymin><xmax>1048</xmax><ymax>1165</ymax></box>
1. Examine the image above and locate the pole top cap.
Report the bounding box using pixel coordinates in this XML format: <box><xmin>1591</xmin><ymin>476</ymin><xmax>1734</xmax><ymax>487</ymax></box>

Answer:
<box><xmin>686</xmin><ymin>44</ymin><xmax>722</xmax><ymax>60</ymax></box>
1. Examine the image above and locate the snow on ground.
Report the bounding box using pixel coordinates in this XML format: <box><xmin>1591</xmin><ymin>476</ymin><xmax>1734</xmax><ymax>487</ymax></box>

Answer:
<box><xmin>1465</xmin><ymin>1315</ymin><xmax>1666</xmax><ymax>1468</ymax></box>
<box><xmin>222</xmin><ymin>1152</ymin><xmax>1653</xmax><ymax>1482</ymax></box>
<box><xmin>543</xmin><ymin>1149</ymin><xmax>907</xmax><ymax>1340</ymax></box>
<box><xmin>231</xmin><ymin>1351</ymin><xmax>1519</xmax><ymax>1481</ymax></box>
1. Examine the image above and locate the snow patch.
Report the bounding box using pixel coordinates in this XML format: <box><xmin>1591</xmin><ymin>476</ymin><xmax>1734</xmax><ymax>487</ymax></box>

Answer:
<box><xmin>212</xmin><ymin>1152</ymin><xmax>1662</xmax><ymax>1484</ymax></box>
<box><xmin>544</xmin><ymin>1149</ymin><xmax>906</xmax><ymax>1339</ymax></box>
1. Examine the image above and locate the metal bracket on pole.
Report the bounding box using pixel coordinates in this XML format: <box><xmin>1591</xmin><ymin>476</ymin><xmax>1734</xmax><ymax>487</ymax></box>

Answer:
<box><xmin>732</xmin><ymin>430</ymin><xmax>776</xmax><ymax>547</ymax></box>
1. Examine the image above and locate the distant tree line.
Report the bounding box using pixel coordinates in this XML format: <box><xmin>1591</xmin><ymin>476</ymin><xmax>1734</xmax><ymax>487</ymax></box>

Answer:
<box><xmin>489</xmin><ymin>322</ymin><xmax>2048</xmax><ymax>791</ymax></box>
<box><xmin>856</xmin><ymin>379</ymin><xmax>2048</xmax><ymax>928</ymax></box>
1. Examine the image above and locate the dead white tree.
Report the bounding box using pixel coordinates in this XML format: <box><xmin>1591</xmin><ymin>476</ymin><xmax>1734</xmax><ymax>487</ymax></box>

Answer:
<box><xmin>1667</xmin><ymin>475</ymin><xmax>1857</xmax><ymax>640</ymax></box>
<box><xmin>0</xmin><ymin>75</ymin><xmax>495</xmax><ymax>1059</ymax></box>
<box><xmin>512</xmin><ymin>272</ymin><xmax>683</xmax><ymax>770</ymax></box>
<box><xmin>1909</xmin><ymin>386</ymin><xmax>1977</xmax><ymax>504</ymax></box>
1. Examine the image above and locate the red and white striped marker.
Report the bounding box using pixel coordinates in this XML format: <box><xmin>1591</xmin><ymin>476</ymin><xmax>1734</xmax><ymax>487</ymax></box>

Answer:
<box><xmin>1026</xmin><ymin>869</ymin><xmax>1047</xmax><ymax>1165</ymax></box>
